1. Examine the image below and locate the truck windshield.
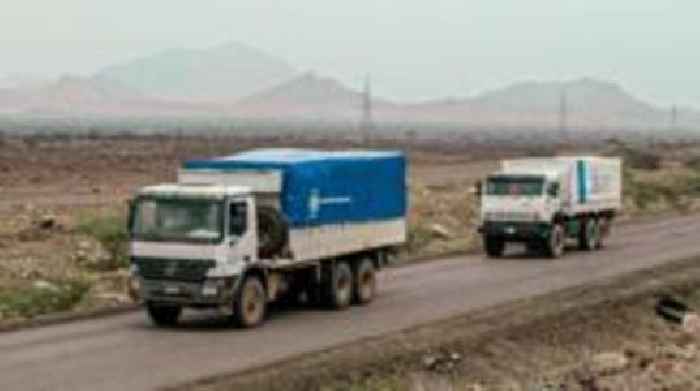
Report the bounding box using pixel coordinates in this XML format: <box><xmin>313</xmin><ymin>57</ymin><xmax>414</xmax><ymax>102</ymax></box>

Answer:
<box><xmin>130</xmin><ymin>198</ymin><xmax>223</xmax><ymax>243</ymax></box>
<box><xmin>486</xmin><ymin>177</ymin><xmax>544</xmax><ymax>196</ymax></box>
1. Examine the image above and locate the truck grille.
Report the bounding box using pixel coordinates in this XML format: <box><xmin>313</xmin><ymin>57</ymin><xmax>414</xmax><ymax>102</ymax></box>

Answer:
<box><xmin>485</xmin><ymin>211</ymin><xmax>535</xmax><ymax>222</ymax></box>
<box><xmin>132</xmin><ymin>258</ymin><xmax>215</xmax><ymax>282</ymax></box>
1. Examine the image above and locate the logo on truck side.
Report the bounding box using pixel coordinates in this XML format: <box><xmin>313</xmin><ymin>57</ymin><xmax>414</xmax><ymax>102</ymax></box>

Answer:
<box><xmin>309</xmin><ymin>189</ymin><xmax>352</xmax><ymax>219</ymax></box>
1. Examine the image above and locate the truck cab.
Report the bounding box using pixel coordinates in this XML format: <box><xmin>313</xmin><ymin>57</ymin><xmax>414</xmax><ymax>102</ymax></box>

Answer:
<box><xmin>128</xmin><ymin>184</ymin><xmax>264</xmax><ymax>327</ymax></box>
<box><xmin>481</xmin><ymin>172</ymin><xmax>562</xmax><ymax>224</ymax></box>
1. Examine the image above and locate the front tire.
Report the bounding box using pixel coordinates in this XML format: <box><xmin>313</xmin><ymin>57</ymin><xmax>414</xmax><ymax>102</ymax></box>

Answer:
<box><xmin>484</xmin><ymin>236</ymin><xmax>505</xmax><ymax>258</ymax></box>
<box><xmin>233</xmin><ymin>275</ymin><xmax>267</xmax><ymax>328</ymax></box>
<box><xmin>146</xmin><ymin>303</ymin><xmax>181</xmax><ymax>327</ymax></box>
<box><xmin>546</xmin><ymin>223</ymin><xmax>565</xmax><ymax>259</ymax></box>
<box><xmin>525</xmin><ymin>241</ymin><xmax>543</xmax><ymax>255</ymax></box>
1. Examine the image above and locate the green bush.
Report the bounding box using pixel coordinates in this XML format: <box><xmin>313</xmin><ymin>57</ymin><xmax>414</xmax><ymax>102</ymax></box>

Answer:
<box><xmin>608</xmin><ymin>141</ymin><xmax>662</xmax><ymax>171</ymax></box>
<box><xmin>624</xmin><ymin>169</ymin><xmax>696</xmax><ymax>211</ymax></box>
<box><xmin>623</xmin><ymin>148</ymin><xmax>662</xmax><ymax>170</ymax></box>
<box><xmin>679</xmin><ymin>174</ymin><xmax>700</xmax><ymax>197</ymax></box>
<box><xmin>687</xmin><ymin>156</ymin><xmax>700</xmax><ymax>171</ymax></box>
<box><xmin>76</xmin><ymin>213</ymin><xmax>129</xmax><ymax>270</ymax></box>
<box><xmin>0</xmin><ymin>280</ymin><xmax>90</xmax><ymax>319</ymax></box>
<box><xmin>407</xmin><ymin>224</ymin><xmax>435</xmax><ymax>252</ymax></box>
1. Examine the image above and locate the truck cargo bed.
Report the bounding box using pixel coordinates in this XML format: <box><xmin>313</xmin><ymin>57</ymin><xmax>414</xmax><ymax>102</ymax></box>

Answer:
<box><xmin>182</xmin><ymin>149</ymin><xmax>408</xmax><ymax>262</ymax></box>
<box><xmin>502</xmin><ymin>156</ymin><xmax>622</xmax><ymax>216</ymax></box>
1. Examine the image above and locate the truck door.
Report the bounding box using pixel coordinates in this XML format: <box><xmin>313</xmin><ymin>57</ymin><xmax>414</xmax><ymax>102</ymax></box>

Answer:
<box><xmin>227</xmin><ymin>197</ymin><xmax>257</xmax><ymax>265</ymax></box>
<box><xmin>545</xmin><ymin>181</ymin><xmax>561</xmax><ymax>218</ymax></box>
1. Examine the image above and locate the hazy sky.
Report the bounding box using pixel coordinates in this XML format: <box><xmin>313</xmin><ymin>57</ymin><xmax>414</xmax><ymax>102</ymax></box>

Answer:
<box><xmin>2</xmin><ymin>1</ymin><xmax>698</xmax><ymax>106</ymax></box>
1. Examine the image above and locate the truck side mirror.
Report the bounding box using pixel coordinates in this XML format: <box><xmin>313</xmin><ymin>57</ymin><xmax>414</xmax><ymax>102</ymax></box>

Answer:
<box><xmin>474</xmin><ymin>181</ymin><xmax>483</xmax><ymax>197</ymax></box>
<box><xmin>547</xmin><ymin>183</ymin><xmax>560</xmax><ymax>197</ymax></box>
<box><xmin>126</xmin><ymin>199</ymin><xmax>135</xmax><ymax>235</ymax></box>
<box><xmin>229</xmin><ymin>202</ymin><xmax>248</xmax><ymax>237</ymax></box>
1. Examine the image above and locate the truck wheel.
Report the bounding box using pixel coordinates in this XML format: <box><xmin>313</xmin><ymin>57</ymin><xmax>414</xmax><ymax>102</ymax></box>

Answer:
<box><xmin>353</xmin><ymin>258</ymin><xmax>377</xmax><ymax>305</ymax></box>
<box><xmin>484</xmin><ymin>236</ymin><xmax>505</xmax><ymax>258</ymax></box>
<box><xmin>233</xmin><ymin>275</ymin><xmax>267</xmax><ymax>328</ymax></box>
<box><xmin>546</xmin><ymin>224</ymin><xmax>565</xmax><ymax>259</ymax></box>
<box><xmin>326</xmin><ymin>261</ymin><xmax>353</xmax><ymax>309</ymax></box>
<box><xmin>578</xmin><ymin>218</ymin><xmax>600</xmax><ymax>251</ymax></box>
<box><xmin>146</xmin><ymin>303</ymin><xmax>181</xmax><ymax>327</ymax></box>
<box><xmin>525</xmin><ymin>241</ymin><xmax>542</xmax><ymax>255</ymax></box>
<box><xmin>598</xmin><ymin>218</ymin><xmax>612</xmax><ymax>248</ymax></box>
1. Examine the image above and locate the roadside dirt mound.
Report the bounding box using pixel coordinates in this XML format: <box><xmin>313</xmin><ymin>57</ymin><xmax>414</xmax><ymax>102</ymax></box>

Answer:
<box><xmin>175</xmin><ymin>257</ymin><xmax>700</xmax><ymax>391</ymax></box>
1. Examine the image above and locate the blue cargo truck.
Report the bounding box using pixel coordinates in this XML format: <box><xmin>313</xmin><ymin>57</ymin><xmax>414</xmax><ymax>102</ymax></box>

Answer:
<box><xmin>127</xmin><ymin>149</ymin><xmax>407</xmax><ymax>327</ymax></box>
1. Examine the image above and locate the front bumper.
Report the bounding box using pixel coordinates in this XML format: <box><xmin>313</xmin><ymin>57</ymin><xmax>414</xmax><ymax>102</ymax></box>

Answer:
<box><xmin>479</xmin><ymin>221</ymin><xmax>551</xmax><ymax>241</ymax></box>
<box><xmin>134</xmin><ymin>277</ymin><xmax>239</xmax><ymax>307</ymax></box>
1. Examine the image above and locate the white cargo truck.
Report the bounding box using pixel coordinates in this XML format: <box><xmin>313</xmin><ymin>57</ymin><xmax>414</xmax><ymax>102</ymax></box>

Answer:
<box><xmin>478</xmin><ymin>156</ymin><xmax>622</xmax><ymax>258</ymax></box>
<box><xmin>127</xmin><ymin>149</ymin><xmax>406</xmax><ymax>328</ymax></box>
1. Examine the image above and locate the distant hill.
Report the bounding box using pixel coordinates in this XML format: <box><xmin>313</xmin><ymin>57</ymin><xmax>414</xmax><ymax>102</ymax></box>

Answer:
<box><xmin>474</xmin><ymin>78</ymin><xmax>654</xmax><ymax>113</ymax></box>
<box><xmin>0</xmin><ymin>74</ymin><xmax>50</xmax><ymax>90</ymax></box>
<box><xmin>241</xmin><ymin>71</ymin><xmax>361</xmax><ymax>106</ymax></box>
<box><xmin>470</xmin><ymin>78</ymin><xmax>664</xmax><ymax>127</ymax></box>
<box><xmin>95</xmin><ymin>42</ymin><xmax>297</xmax><ymax>101</ymax></box>
<box><xmin>235</xmin><ymin>72</ymin><xmax>378</xmax><ymax>120</ymax></box>
<box><xmin>384</xmin><ymin>78</ymin><xmax>680</xmax><ymax>129</ymax></box>
<box><xmin>0</xmin><ymin>75</ymin><xmax>220</xmax><ymax>116</ymax></box>
<box><xmin>2</xmin><ymin>41</ymin><xmax>698</xmax><ymax>130</ymax></box>
<box><xmin>42</xmin><ymin>75</ymin><xmax>142</xmax><ymax>103</ymax></box>
<box><xmin>233</xmin><ymin>76</ymin><xmax>686</xmax><ymax>129</ymax></box>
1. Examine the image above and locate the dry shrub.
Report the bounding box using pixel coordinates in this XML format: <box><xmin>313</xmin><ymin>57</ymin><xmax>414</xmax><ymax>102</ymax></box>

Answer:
<box><xmin>76</xmin><ymin>212</ymin><xmax>129</xmax><ymax>270</ymax></box>
<box><xmin>406</xmin><ymin>181</ymin><xmax>479</xmax><ymax>257</ymax></box>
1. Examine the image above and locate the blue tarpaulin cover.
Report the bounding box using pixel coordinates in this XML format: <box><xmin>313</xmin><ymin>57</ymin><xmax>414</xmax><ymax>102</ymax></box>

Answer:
<box><xmin>184</xmin><ymin>149</ymin><xmax>407</xmax><ymax>227</ymax></box>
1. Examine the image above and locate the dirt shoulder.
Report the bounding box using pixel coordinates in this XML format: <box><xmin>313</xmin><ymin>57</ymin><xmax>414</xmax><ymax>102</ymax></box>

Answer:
<box><xmin>172</xmin><ymin>256</ymin><xmax>700</xmax><ymax>391</ymax></box>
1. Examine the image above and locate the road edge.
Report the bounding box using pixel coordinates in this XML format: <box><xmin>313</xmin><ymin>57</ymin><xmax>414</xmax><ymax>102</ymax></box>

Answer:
<box><xmin>0</xmin><ymin>211</ymin><xmax>690</xmax><ymax>333</ymax></box>
<box><xmin>0</xmin><ymin>303</ymin><xmax>140</xmax><ymax>333</ymax></box>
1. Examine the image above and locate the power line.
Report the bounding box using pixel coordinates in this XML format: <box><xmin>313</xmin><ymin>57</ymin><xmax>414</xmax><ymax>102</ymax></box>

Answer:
<box><xmin>361</xmin><ymin>74</ymin><xmax>374</xmax><ymax>143</ymax></box>
<box><xmin>559</xmin><ymin>88</ymin><xmax>568</xmax><ymax>140</ymax></box>
<box><xmin>670</xmin><ymin>104</ymin><xmax>678</xmax><ymax>132</ymax></box>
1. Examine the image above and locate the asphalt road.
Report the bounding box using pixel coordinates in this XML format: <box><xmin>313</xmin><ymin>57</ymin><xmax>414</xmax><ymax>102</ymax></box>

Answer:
<box><xmin>2</xmin><ymin>215</ymin><xmax>700</xmax><ymax>391</ymax></box>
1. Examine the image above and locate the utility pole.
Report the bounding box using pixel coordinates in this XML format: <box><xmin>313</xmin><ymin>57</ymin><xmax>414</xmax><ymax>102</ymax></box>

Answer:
<box><xmin>559</xmin><ymin>88</ymin><xmax>568</xmax><ymax>141</ymax></box>
<box><xmin>361</xmin><ymin>74</ymin><xmax>374</xmax><ymax>144</ymax></box>
<box><xmin>670</xmin><ymin>104</ymin><xmax>678</xmax><ymax>132</ymax></box>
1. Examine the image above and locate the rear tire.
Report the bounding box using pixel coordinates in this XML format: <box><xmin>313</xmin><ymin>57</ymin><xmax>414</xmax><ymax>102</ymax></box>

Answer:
<box><xmin>598</xmin><ymin>218</ymin><xmax>612</xmax><ymax>249</ymax></box>
<box><xmin>546</xmin><ymin>223</ymin><xmax>565</xmax><ymax>259</ymax></box>
<box><xmin>146</xmin><ymin>303</ymin><xmax>181</xmax><ymax>327</ymax></box>
<box><xmin>353</xmin><ymin>258</ymin><xmax>377</xmax><ymax>305</ymax></box>
<box><xmin>578</xmin><ymin>218</ymin><xmax>600</xmax><ymax>251</ymax></box>
<box><xmin>324</xmin><ymin>261</ymin><xmax>353</xmax><ymax>309</ymax></box>
<box><xmin>233</xmin><ymin>275</ymin><xmax>267</xmax><ymax>328</ymax></box>
<box><xmin>484</xmin><ymin>236</ymin><xmax>505</xmax><ymax>258</ymax></box>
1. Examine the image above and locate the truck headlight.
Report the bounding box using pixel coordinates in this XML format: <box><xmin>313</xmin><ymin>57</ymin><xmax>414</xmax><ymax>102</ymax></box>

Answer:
<box><xmin>127</xmin><ymin>272</ymin><xmax>141</xmax><ymax>301</ymax></box>
<box><xmin>202</xmin><ymin>279</ymin><xmax>220</xmax><ymax>297</ymax></box>
<box><xmin>201</xmin><ymin>278</ymin><xmax>236</xmax><ymax>297</ymax></box>
<box><xmin>129</xmin><ymin>264</ymin><xmax>140</xmax><ymax>277</ymax></box>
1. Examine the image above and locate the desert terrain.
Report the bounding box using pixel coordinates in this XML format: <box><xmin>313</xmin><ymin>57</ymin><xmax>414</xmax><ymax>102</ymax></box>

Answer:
<box><xmin>1</xmin><ymin>134</ymin><xmax>699</xmax><ymax>391</ymax></box>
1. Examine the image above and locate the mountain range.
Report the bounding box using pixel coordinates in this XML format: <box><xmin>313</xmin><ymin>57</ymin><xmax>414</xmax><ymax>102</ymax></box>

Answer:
<box><xmin>95</xmin><ymin>42</ymin><xmax>297</xmax><ymax>101</ymax></box>
<box><xmin>0</xmin><ymin>42</ymin><xmax>697</xmax><ymax>130</ymax></box>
